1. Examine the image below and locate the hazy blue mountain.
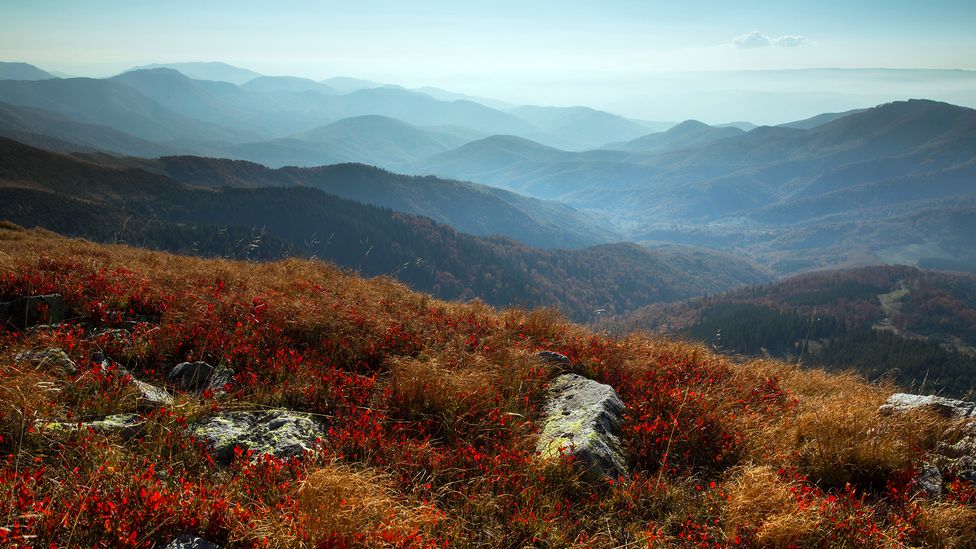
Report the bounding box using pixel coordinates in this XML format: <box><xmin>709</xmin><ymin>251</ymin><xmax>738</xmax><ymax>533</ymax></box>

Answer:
<box><xmin>0</xmin><ymin>100</ymin><xmax>176</xmax><ymax>156</ymax></box>
<box><xmin>110</xmin><ymin>68</ymin><xmax>298</xmax><ymax>139</ymax></box>
<box><xmin>716</xmin><ymin>121</ymin><xmax>758</xmax><ymax>131</ymax></box>
<box><xmin>417</xmin><ymin>100</ymin><xmax>976</xmax><ymax>274</ymax></box>
<box><xmin>129</xmin><ymin>62</ymin><xmax>263</xmax><ymax>85</ymax></box>
<box><xmin>240</xmin><ymin>75</ymin><xmax>340</xmax><ymax>95</ymax></box>
<box><xmin>320</xmin><ymin>76</ymin><xmax>384</xmax><ymax>92</ymax></box>
<box><xmin>780</xmin><ymin>109</ymin><xmax>867</xmax><ymax>130</ymax></box>
<box><xmin>227</xmin><ymin>115</ymin><xmax>474</xmax><ymax>170</ymax></box>
<box><xmin>412</xmin><ymin>86</ymin><xmax>514</xmax><ymax>110</ymax></box>
<box><xmin>604</xmin><ymin>120</ymin><xmax>745</xmax><ymax>152</ymax></box>
<box><xmin>509</xmin><ymin>105</ymin><xmax>653</xmax><ymax>150</ymax></box>
<box><xmin>0</xmin><ymin>62</ymin><xmax>57</xmax><ymax>81</ymax></box>
<box><xmin>149</xmin><ymin>155</ymin><xmax>621</xmax><ymax>249</ymax></box>
<box><xmin>0</xmin><ymin>77</ymin><xmax>245</xmax><ymax>144</ymax></box>
<box><xmin>325</xmin><ymin>87</ymin><xmax>539</xmax><ymax>135</ymax></box>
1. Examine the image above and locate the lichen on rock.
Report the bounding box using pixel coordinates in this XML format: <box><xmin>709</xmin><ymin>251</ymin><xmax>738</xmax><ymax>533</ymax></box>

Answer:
<box><xmin>191</xmin><ymin>410</ymin><xmax>323</xmax><ymax>464</ymax></box>
<box><xmin>536</xmin><ymin>373</ymin><xmax>628</xmax><ymax>481</ymax></box>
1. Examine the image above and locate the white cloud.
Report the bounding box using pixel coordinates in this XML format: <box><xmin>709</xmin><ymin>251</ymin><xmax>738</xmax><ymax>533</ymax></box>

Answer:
<box><xmin>733</xmin><ymin>31</ymin><xmax>771</xmax><ymax>49</ymax></box>
<box><xmin>774</xmin><ymin>35</ymin><xmax>810</xmax><ymax>48</ymax></box>
<box><xmin>732</xmin><ymin>31</ymin><xmax>810</xmax><ymax>49</ymax></box>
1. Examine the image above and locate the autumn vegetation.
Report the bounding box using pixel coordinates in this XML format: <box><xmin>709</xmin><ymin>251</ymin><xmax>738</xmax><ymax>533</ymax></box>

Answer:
<box><xmin>1</xmin><ymin>223</ymin><xmax>975</xmax><ymax>547</ymax></box>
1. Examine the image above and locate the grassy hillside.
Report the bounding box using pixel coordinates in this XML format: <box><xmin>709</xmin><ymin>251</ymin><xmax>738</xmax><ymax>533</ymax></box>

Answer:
<box><xmin>1</xmin><ymin>226</ymin><xmax>973</xmax><ymax>547</ymax></box>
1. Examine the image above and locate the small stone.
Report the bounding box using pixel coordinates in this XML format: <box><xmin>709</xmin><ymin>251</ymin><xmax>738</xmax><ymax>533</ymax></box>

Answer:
<box><xmin>168</xmin><ymin>361</ymin><xmax>216</xmax><ymax>391</ymax></box>
<box><xmin>133</xmin><ymin>379</ymin><xmax>173</xmax><ymax>409</ymax></box>
<box><xmin>0</xmin><ymin>294</ymin><xmax>65</xmax><ymax>330</ymax></box>
<box><xmin>191</xmin><ymin>410</ymin><xmax>323</xmax><ymax>464</ymax></box>
<box><xmin>536</xmin><ymin>373</ymin><xmax>628</xmax><ymax>481</ymax></box>
<box><xmin>917</xmin><ymin>464</ymin><xmax>943</xmax><ymax>498</ymax></box>
<box><xmin>15</xmin><ymin>348</ymin><xmax>77</xmax><ymax>375</ymax></box>
<box><xmin>536</xmin><ymin>350</ymin><xmax>571</xmax><ymax>366</ymax></box>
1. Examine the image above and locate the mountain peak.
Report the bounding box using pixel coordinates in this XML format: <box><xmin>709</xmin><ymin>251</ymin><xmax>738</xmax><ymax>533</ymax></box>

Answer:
<box><xmin>0</xmin><ymin>61</ymin><xmax>57</xmax><ymax>81</ymax></box>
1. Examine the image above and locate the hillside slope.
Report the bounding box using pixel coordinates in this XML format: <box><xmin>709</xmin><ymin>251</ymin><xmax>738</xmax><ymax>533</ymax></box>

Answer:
<box><xmin>1</xmin><ymin>227</ymin><xmax>972</xmax><ymax>547</ymax></box>
<box><xmin>0</xmin><ymin>137</ymin><xmax>767</xmax><ymax>321</ymax></box>
<box><xmin>614</xmin><ymin>265</ymin><xmax>976</xmax><ymax>396</ymax></box>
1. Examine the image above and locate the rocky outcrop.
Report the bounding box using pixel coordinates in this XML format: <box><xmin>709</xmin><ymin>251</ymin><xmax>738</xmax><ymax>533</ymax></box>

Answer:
<box><xmin>880</xmin><ymin>392</ymin><xmax>976</xmax><ymax>493</ymax></box>
<box><xmin>191</xmin><ymin>410</ymin><xmax>323</xmax><ymax>464</ymax></box>
<box><xmin>0</xmin><ymin>294</ymin><xmax>65</xmax><ymax>330</ymax></box>
<box><xmin>879</xmin><ymin>393</ymin><xmax>976</xmax><ymax>419</ymax></box>
<box><xmin>164</xmin><ymin>534</ymin><xmax>224</xmax><ymax>549</ymax></box>
<box><xmin>15</xmin><ymin>347</ymin><xmax>77</xmax><ymax>375</ymax></box>
<box><xmin>536</xmin><ymin>373</ymin><xmax>628</xmax><ymax>481</ymax></box>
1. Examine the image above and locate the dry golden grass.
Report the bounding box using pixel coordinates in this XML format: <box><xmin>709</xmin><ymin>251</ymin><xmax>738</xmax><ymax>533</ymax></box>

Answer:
<box><xmin>724</xmin><ymin>465</ymin><xmax>823</xmax><ymax>547</ymax></box>
<box><xmin>5</xmin><ymin>225</ymin><xmax>976</xmax><ymax>547</ymax></box>
<box><xmin>917</xmin><ymin>502</ymin><xmax>976</xmax><ymax>548</ymax></box>
<box><xmin>297</xmin><ymin>461</ymin><xmax>438</xmax><ymax>543</ymax></box>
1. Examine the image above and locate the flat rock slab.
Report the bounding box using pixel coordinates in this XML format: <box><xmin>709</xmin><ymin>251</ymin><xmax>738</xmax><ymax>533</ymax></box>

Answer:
<box><xmin>537</xmin><ymin>373</ymin><xmax>628</xmax><ymax>481</ymax></box>
<box><xmin>191</xmin><ymin>410</ymin><xmax>323</xmax><ymax>464</ymax></box>
<box><xmin>879</xmin><ymin>393</ymin><xmax>976</xmax><ymax>419</ymax></box>
<box><xmin>15</xmin><ymin>347</ymin><xmax>77</xmax><ymax>375</ymax></box>
<box><xmin>40</xmin><ymin>413</ymin><xmax>147</xmax><ymax>440</ymax></box>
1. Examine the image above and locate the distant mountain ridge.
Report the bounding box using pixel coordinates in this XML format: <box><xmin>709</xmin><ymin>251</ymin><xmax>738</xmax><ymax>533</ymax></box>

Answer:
<box><xmin>0</xmin><ymin>62</ymin><xmax>56</xmax><ymax>81</ymax></box>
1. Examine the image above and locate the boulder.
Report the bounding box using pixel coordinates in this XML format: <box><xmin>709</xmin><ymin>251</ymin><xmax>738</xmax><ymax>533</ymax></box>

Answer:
<box><xmin>15</xmin><ymin>347</ymin><xmax>77</xmax><ymax>375</ymax></box>
<box><xmin>536</xmin><ymin>350</ymin><xmax>571</xmax><ymax>366</ymax></box>
<box><xmin>164</xmin><ymin>534</ymin><xmax>224</xmax><ymax>549</ymax></box>
<box><xmin>168</xmin><ymin>361</ymin><xmax>216</xmax><ymax>391</ymax></box>
<box><xmin>879</xmin><ymin>393</ymin><xmax>976</xmax><ymax>419</ymax></box>
<box><xmin>880</xmin><ymin>393</ymin><xmax>976</xmax><ymax>489</ymax></box>
<box><xmin>0</xmin><ymin>294</ymin><xmax>65</xmax><ymax>330</ymax></box>
<box><xmin>191</xmin><ymin>410</ymin><xmax>323</xmax><ymax>464</ymax></box>
<box><xmin>536</xmin><ymin>373</ymin><xmax>628</xmax><ymax>481</ymax></box>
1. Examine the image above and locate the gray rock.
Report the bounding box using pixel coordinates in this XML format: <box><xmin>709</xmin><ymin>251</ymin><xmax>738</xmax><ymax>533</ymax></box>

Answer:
<box><xmin>536</xmin><ymin>373</ymin><xmax>628</xmax><ymax>481</ymax></box>
<box><xmin>132</xmin><ymin>379</ymin><xmax>173</xmax><ymax>409</ymax></box>
<box><xmin>879</xmin><ymin>393</ymin><xmax>976</xmax><ymax>419</ymax></box>
<box><xmin>15</xmin><ymin>347</ymin><xmax>77</xmax><ymax>375</ymax></box>
<box><xmin>0</xmin><ymin>294</ymin><xmax>65</xmax><ymax>330</ymax></box>
<box><xmin>164</xmin><ymin>534</ymin><xmax>223</xmax><ymax>549</ymax></box>
<box><xmin>168</xmin><ymin>361</ymin><xmax>216</xmax><ymax>391</ymax></box>
<box><xmin>39</xmin><ymin>413</ymin><xmax>146</xmax><ymax>439</ymax></box>
<box><xmin>205</xmin><ymin>367</ymin><xmax>234</xmax><ymax>395</ymax></box>
<box><xmin>880</xmin><ymin>392</ymin><xmax>976</xmax><ymax>491</ymax></box>
<box><xmin>918</xmin><ymin>463</ymin><xmax>944</xmax><ymax>498</ymax></box>
<box><xmin>191</xmin><ymin>410</ymin><xmax>323</xmax><ymax>464</ymax></box>
<box><xmin>536</xmin><ymin>350</ymin><xmax>571</xmax><ymax>366</ymax></box>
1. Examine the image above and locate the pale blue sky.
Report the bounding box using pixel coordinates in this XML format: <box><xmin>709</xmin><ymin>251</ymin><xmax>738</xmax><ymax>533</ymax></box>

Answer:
<box><xmin>2</xmin><ymin>0</ymin><xmax>975</xmax><ymax>122</ymax></box>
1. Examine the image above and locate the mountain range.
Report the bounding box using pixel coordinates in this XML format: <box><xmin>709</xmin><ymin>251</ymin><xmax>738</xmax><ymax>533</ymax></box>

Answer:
<box><xmin>1</xmin><ymin>60</ymin><xmax>974</xmax><ymax>280</ymax></box>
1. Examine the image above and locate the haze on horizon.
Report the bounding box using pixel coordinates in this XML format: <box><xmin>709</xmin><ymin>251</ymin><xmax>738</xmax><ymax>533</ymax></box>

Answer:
<box><xmin>2</xmin><ymin>0</ymin><xmax>976</xmax><ymax>124</ymax></box>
